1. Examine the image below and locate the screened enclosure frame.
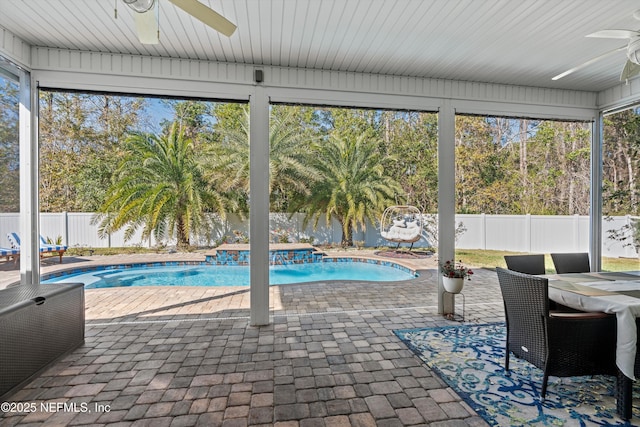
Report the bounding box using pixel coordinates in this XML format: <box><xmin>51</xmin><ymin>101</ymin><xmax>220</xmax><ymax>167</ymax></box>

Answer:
<box><xmin>0</xmin><ymin>51</ymin><xmax>635</xmax><ymax>322</ymax></box>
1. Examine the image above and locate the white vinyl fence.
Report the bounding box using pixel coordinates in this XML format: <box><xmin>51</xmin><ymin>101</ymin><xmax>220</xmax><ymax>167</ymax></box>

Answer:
<box><xmin>0</xmin><ymin>212</ymin><xmax>637</xmax><ymax>259</ymax></box>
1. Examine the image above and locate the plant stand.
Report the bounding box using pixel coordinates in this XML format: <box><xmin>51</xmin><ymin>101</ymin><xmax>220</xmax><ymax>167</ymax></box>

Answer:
<box><xmin>442</xmin><ymin>290</ymin><xmax>465</xmax><ymax>322</ymax></box>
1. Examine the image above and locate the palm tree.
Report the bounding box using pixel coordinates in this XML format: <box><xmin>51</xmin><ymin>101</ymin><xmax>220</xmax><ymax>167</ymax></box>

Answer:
<box><xmin>96</xmin><ymin>122</ymin><xmax>228</xmax><ymax>249</ymax></box>
<box><xmin>298</xmin><ymin>133</ymin><xmax>403</xmax><ymax>246</ymax></box>
<box><xmin>205</xmin><ymin>107</ymin><xmax>319</xmax><ymax>211</ymax></box>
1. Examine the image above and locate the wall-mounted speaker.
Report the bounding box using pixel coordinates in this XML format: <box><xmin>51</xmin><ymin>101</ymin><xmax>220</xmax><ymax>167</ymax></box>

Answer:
<box><xmin>254</xmin><ymin>69</ymin><xmax>264</xmax><ymax>83</ymax></box>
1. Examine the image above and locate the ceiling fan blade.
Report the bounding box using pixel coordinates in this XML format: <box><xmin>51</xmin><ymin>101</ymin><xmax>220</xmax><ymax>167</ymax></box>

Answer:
<box><xmin>620</xmin><ymin>59</ymin><xmax>640</xmax><ymax>81</ymax></box>
<box><xmin>587</xmin><ymin>29</ymin><xmax>639</xmax><ymax>39</ymax></box>
<box><xmin>552</xmin><ymin>46</ymin><xmax>626</xmax><ymax>80</ymax></box>
<box><xmin>168</xmin><ymin>0</ymin><xmax>236</xmax><ymax>37</ymax></box>
<box><xmin>133</xmin><ymin>8</ymin><xmax>159</xmax><ymax>44</ymax></box>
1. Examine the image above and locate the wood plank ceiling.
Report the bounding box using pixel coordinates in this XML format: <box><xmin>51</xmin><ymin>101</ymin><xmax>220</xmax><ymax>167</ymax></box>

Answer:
<box><xmin>2</xmin><ymin>0</ymin><xmax>640</xmax><ymax>92</ymax></box>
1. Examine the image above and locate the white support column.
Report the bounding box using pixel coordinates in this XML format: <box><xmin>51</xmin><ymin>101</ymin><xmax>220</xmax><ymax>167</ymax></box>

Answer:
<box><xmin>590</xmin><ymin>115</ymin><xmax>603</xmax><ymax>272</ymax></box>
<box><xmin>249</xmin><ymin>86</ymin><xmax>270</xmax><ymax>326</ymax></box>
<box><xmin>438</xmin><ymin>101</ymin><xmax>456</xmax><ymax>314</ymax></box>
<box><xmin>19</xmin><ymin>70</ymin><xmax>39</xmax><ymax>285</ymax></box>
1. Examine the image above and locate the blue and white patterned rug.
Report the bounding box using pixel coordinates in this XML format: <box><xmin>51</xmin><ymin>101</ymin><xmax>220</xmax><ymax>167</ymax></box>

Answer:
<box><xmin>394</xmin><ymin>323</ymin><xmax>640</xmax><ymax>426</ymax></box>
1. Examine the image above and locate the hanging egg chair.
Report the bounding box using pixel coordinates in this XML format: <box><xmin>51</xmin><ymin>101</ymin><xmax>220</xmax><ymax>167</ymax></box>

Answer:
<box><xmin>380</xmin><ymin>205</ymin><xmax>424</xmax><ymax>250</ymax></box>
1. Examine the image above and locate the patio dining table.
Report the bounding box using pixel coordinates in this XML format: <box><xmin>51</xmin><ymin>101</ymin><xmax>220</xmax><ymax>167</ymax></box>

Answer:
<box><xmin>547</xmin><ymin>270</ymin><xmax>640</xmax><ymax>420</ymax></box>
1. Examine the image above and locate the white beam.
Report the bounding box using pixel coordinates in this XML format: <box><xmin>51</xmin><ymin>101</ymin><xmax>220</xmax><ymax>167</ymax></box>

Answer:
<box><xmin>438</xmin><ymin>100</ymin><xmax>456</xmax><ymax>314</ymax></box>
<box><xmin>18</xmin><ymin>70</ymin><xmax>39</xmax><ymax>284</ymax></box>
<box><xmin>249</xmin><ymin>85</ymin><xmax>270</xmax><ymax>326</ymax></box>
<box><xmin>33</xmin><ymin>70</ymin><xmax>252</xmax><ymax>102</ymax></box>
<box><xmin>590</xmin><ymin>115</ymin><xmax>604</xmax><ymax>271</ymax></box>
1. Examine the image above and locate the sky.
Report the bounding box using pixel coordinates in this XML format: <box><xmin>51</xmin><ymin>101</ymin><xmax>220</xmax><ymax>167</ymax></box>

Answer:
<box><xmin>148</xmin><ymin>98</ymin><xmax>174</xmax><ymax>123</ymax></box>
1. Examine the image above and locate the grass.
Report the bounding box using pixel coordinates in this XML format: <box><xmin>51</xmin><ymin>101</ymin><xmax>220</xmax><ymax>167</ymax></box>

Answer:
<box><xmin>455</xmin><ymin>249</ymin><xmax>639</xmax><ymax>273</ymax></box>
<box><xmin>601</xmin><ymin>256</ymin><xmax>640</xmax><ymax>272</ymax></box>
<box><xmin>65</xmin><ymin>246</ymin><xmax>160</xmax><ymax>256</ymax></box>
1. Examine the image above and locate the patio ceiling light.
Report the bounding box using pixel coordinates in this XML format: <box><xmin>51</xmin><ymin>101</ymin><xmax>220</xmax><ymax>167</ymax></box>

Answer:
<box><xmin>123</xmin><ymin>0</ymin><xmax>155</xmax><ymax>13</ymax></box>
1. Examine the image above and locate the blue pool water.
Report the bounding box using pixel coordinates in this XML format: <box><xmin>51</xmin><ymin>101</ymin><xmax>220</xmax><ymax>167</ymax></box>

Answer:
<box><xmin>43</xmin><ymin>262</ymin><xmax>418</xmax><ymax>288</ymax></box>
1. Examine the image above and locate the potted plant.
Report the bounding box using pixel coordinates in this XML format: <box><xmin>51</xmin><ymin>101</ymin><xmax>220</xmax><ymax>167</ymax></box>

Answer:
<box><xmin>440</xmin><ymin>259</ymin><xmax>473</xmax><ymax>293</ymax></box>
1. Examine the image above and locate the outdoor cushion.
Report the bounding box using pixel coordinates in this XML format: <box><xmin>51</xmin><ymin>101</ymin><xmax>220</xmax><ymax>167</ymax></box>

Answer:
<box><xmin>392</xmin><ymin>219</ymin><xmax>405</xmax><ymax>227</ymax></box>
<box><xmin>0</xmin><ymin>247</ymin><xmax>19</xmax><ymax>257</ymax></box>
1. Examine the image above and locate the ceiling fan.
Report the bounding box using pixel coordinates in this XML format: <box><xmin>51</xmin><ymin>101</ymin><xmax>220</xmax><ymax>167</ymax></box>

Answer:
<box><xmin>122</xmin><ymin>0</ymin><xmax>236</xmax><ymax>45</ymax></box>
<box><xmin>553</xmin><ymin>10</ymin><xmax>640</xmax><ymax>82</ymax></box>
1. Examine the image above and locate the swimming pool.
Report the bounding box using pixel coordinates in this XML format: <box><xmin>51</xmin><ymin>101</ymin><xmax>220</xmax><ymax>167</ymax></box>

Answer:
<box><xmin>43</xmin><ymin>260</ymin><xmax>418</xmax><ymax>288</ymax></box>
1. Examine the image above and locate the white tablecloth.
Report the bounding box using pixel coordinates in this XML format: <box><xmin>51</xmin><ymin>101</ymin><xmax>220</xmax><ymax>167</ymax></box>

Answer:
<box><xmin>548</xmin><ymin>272</ymin><xmax>640</xmax><ymax>379</ymax></box>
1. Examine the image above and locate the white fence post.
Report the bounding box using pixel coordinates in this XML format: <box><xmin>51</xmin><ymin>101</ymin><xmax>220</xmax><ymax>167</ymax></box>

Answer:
<box><xmin>480</xmin><ymin>213</ymin><xmax>486</xmax><ymax>249</ymax></box>
<box><xmin>525</xmin><ymin>214</ymin><xmax>531</xmax><ymax>252</ymax></box>
<box><xmin>573</xmin><ymin>214</ymin><xmax>580</xmax><ymax>251</ymax></box>
<box><xmin>63</xmin><ymin>211</ymin><xmax>68</xmax><ymax>247</ymax></box>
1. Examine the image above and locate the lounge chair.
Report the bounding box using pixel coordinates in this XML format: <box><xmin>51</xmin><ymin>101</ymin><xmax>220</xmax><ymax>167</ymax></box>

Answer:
<box><xmin>0</xmin><ymin>247</ymin><xmax>19</xmax><ymax>263</ymax></box>
<box><xmin>7</xmin><ymin>232</ymin><xmax>67</xmax><ymax>264</ymax></box>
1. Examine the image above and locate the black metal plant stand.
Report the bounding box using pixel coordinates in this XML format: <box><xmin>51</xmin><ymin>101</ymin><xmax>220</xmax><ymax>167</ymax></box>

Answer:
<box><xmin>442</xmin><ymin>290</ymin><xmax>465</xmax><ymax>322</ymax></box>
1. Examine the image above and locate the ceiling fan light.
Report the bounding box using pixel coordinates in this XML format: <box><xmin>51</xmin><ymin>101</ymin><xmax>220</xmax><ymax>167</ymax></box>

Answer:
<box><xmin>627</xmin><ymin>38</ymin><xmax>640</xmax><ymax>64</ymax></box>
<box><xmin>123</xmin><ymin>0</ymin><xmax>155</xmax><ymax>13</ymax></box>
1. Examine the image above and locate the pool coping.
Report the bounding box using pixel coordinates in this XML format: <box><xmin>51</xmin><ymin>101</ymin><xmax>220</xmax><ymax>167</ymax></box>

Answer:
<box><xmin>39</xmin><ymin>256</ymin><xmax>419</xmax><ymax>285</ymax></box>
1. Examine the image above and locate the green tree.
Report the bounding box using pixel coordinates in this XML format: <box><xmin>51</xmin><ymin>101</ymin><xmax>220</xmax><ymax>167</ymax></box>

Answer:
<box><xmin>319</xmin><ymin>108</ymin><xmax>380</xmax><ymax>141</ymax></box>
<box><xmin>603</xmin><ymin>108</ymin><xmax>640</xmax><ymax>256</ymax></box>
<box><xmin>454</xmin><ymin>115</ymin><xmax>591</xmax><ymax>215</ymax></box>
<box><xmin>0</xmin><ymin>79</ymin><xmax>19</xmax><ymax>212</ymax></box>
<box><xmin>39</xmin><ymin>91</ymin><xmax>147</xmax><ymax>211</ymax></box>
<box><xmin>96</xmin><ymin>122</ymin><xmax>228</xmax><ymax>248</ymax></box>
<box><xmin>523</xmin><ymin>121</ymin><xmax>590</xmax><ymax>215</ymax></box>
<box><xmin>380</xmin><ymin>111</ymin><xmax>438</xmax><ymax>213</ymax></box>
<box><xmin>159</xmin><ymin>99</ymin><xmax>214</xmax><ymax>140</ymax></box>
<box><xmin>205</xmin><ymin>105</ymin><xmax>320</xmax><ymax>212</ymax></box>
<box><xmin>455</xmin><ymin>115</ymin><xmax>514</xmax><ymax>214</ymax></box>
<box><xmin>298</xmin><ymin>133</ymin><xmax>403</xmax><ymax>246</ymax></box>
<box><xmin>603</xmin><ymin>109</ymin><xmax>640</xmax><ymax>216</ymax></box>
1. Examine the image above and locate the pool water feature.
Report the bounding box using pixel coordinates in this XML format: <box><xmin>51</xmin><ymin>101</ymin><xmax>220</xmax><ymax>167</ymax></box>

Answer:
<box><xmin>43</xmin><ymin>260</ymin><xmax>418</xmax><ymax>289</ymax></box>
<box><xmin>207</xmin><ymin>243</ymin><xmax>324</xmax><ymax>265</ymax></box>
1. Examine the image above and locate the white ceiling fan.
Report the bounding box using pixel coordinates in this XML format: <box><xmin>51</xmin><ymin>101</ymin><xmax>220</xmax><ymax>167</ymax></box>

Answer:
<box><xmin>122</xmin><ymin>0</ymin><xmax>236</xmax><ymax>45</ymax></box>
<box><xmin>553</xmin><ymin>10</ymin><xmax>640</xmax><ymax>82</ymax></box>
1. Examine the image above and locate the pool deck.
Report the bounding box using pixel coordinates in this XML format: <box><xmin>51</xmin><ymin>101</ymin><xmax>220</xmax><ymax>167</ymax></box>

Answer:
<box><xmin>0</xmin><ymin>249</ymin><xmax>505</xmax><ymax>427</ymax></box>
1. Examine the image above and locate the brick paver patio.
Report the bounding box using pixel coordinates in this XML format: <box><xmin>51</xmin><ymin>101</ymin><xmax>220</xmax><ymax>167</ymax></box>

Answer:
<box><xmin>0</xmin><ymin>250</ymin><xmax>503</xmax><ymax>426</ymax></box>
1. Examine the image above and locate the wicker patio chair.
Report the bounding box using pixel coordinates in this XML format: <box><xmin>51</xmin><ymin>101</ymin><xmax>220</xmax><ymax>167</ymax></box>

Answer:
<box><xmin>503</xmin><ymin>254</ymin><xmax>572</xmax><ymax>310</ymax></box>
<box><xmin>550</xmin><ymin>252</ymin><xmax>591</xmax><ymax>274</ymax></box>
<box><xmin>504</xmin><ymin>254</ymin><xmax>546</xmax><ymax>275</ymax></box>
<box><xmin>496</xmin><ymin>267</ymin><xmax>616</xmax><ymax>398</ymax></box>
